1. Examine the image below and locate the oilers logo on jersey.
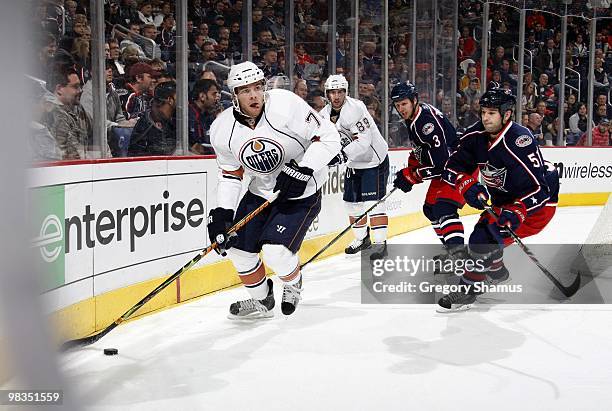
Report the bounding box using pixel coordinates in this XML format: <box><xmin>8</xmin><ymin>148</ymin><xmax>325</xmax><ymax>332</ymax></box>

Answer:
<box><xmin>481</xmin><ymin>162</ymin><xmax>508</xmax><ymax>192</ymax></box>
<box><xmin>239</xmin><ymin>138</ymin><xmax>285</xmax><ymax>174</ymax></box>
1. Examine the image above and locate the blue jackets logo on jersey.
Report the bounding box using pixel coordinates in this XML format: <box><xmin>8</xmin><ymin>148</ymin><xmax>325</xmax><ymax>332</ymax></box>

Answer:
<box><xmin>481</xmin><ymin>162</ymin><xmax>508</xmax><ymax>192</ymax></box>
<box><xmin>422</xmin><ymin>123</ymin><xmax>435</xmax><ymax>135</ymax></box>
<box><xmin>239</xmin><ymin>138</ymin><xmax>284</xmax><ymax>174</ymax></box>
<box><xmin>516</xmin><ymin>135</ymin><xmax>533</xmax><ymax>147</ymax></box>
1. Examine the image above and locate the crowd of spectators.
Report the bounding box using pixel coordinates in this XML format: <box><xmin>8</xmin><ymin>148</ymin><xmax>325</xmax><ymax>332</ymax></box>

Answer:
<box><xmin>456</xmin><ymin>0</ymin><xmax>611</xmax><ymax>146</ymax></box>
<box><xmin>29</xmin><ymin>0</ymin><xmax>610</xmax><ymax>163</ymax></box>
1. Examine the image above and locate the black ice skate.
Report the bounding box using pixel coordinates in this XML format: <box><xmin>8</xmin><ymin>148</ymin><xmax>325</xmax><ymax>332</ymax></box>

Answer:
<box><xmin>436</xmin><ymin>282</ymin><xmax>479</xmax><ymax>313</ymax></box>
<box><xmin>369</xmin><ymin>241</ymin><xmax>388</xmax><ymax>261</ymax></box>
<box><xmin>345</xmin><ymin>227</ymin><xmax>372</xmax><ymax>255</ymax></box>
<box><xmin>228</xmin><ymin>278</ymin><xmax>275</xmax><ymax>320</ymax></box>
<box><xmin>281</xmin><ymin>277</ymin><xmax>303</xmax><ymax>315</ymax></box>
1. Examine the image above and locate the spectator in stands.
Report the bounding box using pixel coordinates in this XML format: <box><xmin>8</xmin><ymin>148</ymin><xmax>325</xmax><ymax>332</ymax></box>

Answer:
<box><xmin>462</xmin><ymin>98</ymin><xmax>480</xmax><ymax>129</ymax></box>
<box><xmin>188</xmin><ymin>79</ymin><xmax>220</xmax><ymax>154</ymax></box>
<box><xmin>81</xmin><ymin>60</ymin><xmax>138</xmax><ymax>156</ymax></box>
<box><xmin>459</xmin><ymin>64</ymin><xmax>479</xmax><ymax>91</ymax></box>
<box><xmin>197</xmin><ymin>23</ymin><xmax>217</xmax><ymax>45</ymax></box>
<box><xmin>535</xmin><ymin>99</ymin><xmax>553</xmax><ymax>131</ymax></box>
<box><xmin>125</xmin><ymin>62</ymin><xmax>159</xmax><ymax>120</ymax></box>
<box><xmin>525</xmin><ymin>30</ymin><xmax>540</xmax><ymax>57</ymax></box>
<box><xmin>536</xmin><ymin>73</ymin><xmax>555</xmax><ymax>101</ymax></box>
<box><xmin>257</xmin><ymin>29</ymin><xmax>277</xmax><ymax>53</ymax></box>
<box><xmin>460</xmin><ymin>26</ymin><xmax>476</xmax><ymax>58</ymax></box>
<box><xmin>261</xmin><ymin>49</ymin><xmax>282</xmax><ymax>77</ymax></box>
<box><xmin>521</xmin><ymin>113</ymin><xmax>529</xmax><ymax>126</ymax></box>
<box><xmin>463</xmin><ymin>77</ymin><xmax>481</xmax><ymax>106</ymax></box>
<box><xmin>298</xmin><ymin>24</ymin><xmax>326</xmax><ymax>56</ymax></box>
<box><xmin>571</xmin><ymin>33</ymin><xmax>589</xmax><ymax>68</ymax></box>
<box><xmin>490</xmin><ymin>46</ymin><xmax>506</xmax><ymax>71</ymax></box>
<box><xmin>252</xmin><ymin>8</ymin><xmax>268</xmax><ymax>35</ymax></box>
<box><xmin>545</xmin><ymin>117</ymin><xmax>564</xmax><ymax>146</ymax></box>
<box><xmin>362</xmin><ymin>41</ymin><xmax>382</xmax><ymax>83</ymax></box>
<box><xmin>577</xmin><ymin>118</ymin><xmax>610</xmax><ymax>146</ymax></box>
<box><xmin>594</xmin><ymin>103</ymin><xmax>609</xmax><ymax>126</ymax></box>
<box><xmin>201</xmin><ymin>41</ymin><xmax>217</xmax><ymax>62</ymax></box>
<box><xmin>119</xmin><ymin>22</ymin><xmax>148</xmax><ymax>59</ymax></box>
<box><xmin>593</xmin><ymin>57</ymin><xmax>610</xmax><ymax>93</ymax></box>
<box><xmin>157</xmin><ymin>15</ymin><xmax>176</xmax><ymax>62</ymax></box>
<box><xmin>29</xmin><ymin>82</ymin><xmax>61</xmax><ymax>162</ymax></box>
<box><xmin>538</xmin><ymin>38</ymin><xmax>560</xmax><ymax>81</ymax></box>
<box><xmin>45</xmin><ymin>67</ymin><xmax>91</xmax><ymax>159</ymax></box>
<box><xmin>189</xmin><ymin>33</ymin><xmax>206</xmax><ymax>62</ymax></box>
<box><xmin>229</xmin><ymin>21</ymin><xmax>242</xmax><ymax>53</ymax></box>
<box><xmin>568</xmin><ymin>102</ymin><xmax>590</xmax><ymax>145</ymax></box>
<box><xmin>215</xmin><ymin>38</ymin><xmax>233</xmax><ymax>66</ymax></box>
<box><xmin>37</xmin><ymin>33</ymin><xmax>57</xmax><ymax>79</ymax></box>
<box><xmin>522</xmin><ymin>82</ymin><xmax>537</xmax><ymax>113</ymax></box>
<box><xmin>596</xmin><ymin>93</ymin><xmax>612</xmax><ymax>119</ymax></box>
<box><xmin>595</xmin><ymin>32</ymin><xmax>609</xmax><ymax>55</ymax></box>
<box><xmin>137</xmin><ymin>1</ymin><xmax>155</xmax><ymax>25</ymax></box>
<box><xmin>128</xmin><ymin>81</ymin><xmax>177</xmax><ymax>156</ymax></box>
<box><xmin>268</xmin><ymin>10</ymin><xmax>285</xmax><ymax>43</ymax></box>
<box><xmin>293</xmin><ymin>79</ymin><xmax>308</xmax><ymax>100</ymax></box>
<box><xmin>527</xmin><ymin>112</ymin><xmax>545</xmax><ymax>145</ymax></box>
<box><xmin>295</xmin><ymin>42</ymin><xmax>315</xmax><ymax>67</ymax></box>
<box><xmin>140</xmin><ymin>24</ymin><xmax>162</xmax><ymax>60</ymax></box>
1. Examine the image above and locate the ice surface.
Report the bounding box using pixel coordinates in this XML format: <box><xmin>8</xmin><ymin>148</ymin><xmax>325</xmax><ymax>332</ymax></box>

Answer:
<box><xmin>55</xmin><ymin>206</ymin><xmax>612</xmax><ymax>410</ymax></box>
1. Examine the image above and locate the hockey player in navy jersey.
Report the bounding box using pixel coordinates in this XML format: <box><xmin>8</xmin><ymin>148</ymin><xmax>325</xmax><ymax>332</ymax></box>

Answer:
<box><xmin>319</xmin><ymin>75</ymin><xmax>390</xmax><ymax>260</ymax></box>
<box><xmin>390</xmin><ymin>81</ymin><xmax>470</xmax><ymax>258</ymax></box>
<box><xmin>438</xmin><ymin>87</ymin><xmax>559</xmax><ymax>312</ymax></box>
<box><xmin>206</xmin><ymin>61</ymin><xmax>341</xmax><ymax>319</ymax></box>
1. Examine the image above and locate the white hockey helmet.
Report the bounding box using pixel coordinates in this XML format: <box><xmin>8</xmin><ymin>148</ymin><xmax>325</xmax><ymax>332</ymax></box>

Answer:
<box><xmin>324</xmin><ymin>74</ymin><xmax>349</xmax><ymax>93</ymax></box>
<box><xmin>227</xmin><ymin>61</ymin><xmax>266</xmax><ymax>115</ymax></box>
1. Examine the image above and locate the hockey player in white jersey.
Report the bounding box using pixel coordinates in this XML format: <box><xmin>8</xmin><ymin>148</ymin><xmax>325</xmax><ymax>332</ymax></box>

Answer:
<box><xmin>319</xmin><ymin>75</ymin><xmax>390</xmax><ymax>260</ymax></box>
<box><xmin>207</xmin><ymin>62</ymin><xmax>341</xmax><ymax>319</ymax></box>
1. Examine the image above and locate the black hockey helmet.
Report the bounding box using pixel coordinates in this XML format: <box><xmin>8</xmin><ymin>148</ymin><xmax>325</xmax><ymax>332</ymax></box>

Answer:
<box><xmin>391</xmin><ymin>80</ymin><xmax>418</xmax><ymax>103</ymax></box>
<box><xmin>479</xmin><ymin>87</ymin><xmax>516</xmax><ymax>115</ymax></box>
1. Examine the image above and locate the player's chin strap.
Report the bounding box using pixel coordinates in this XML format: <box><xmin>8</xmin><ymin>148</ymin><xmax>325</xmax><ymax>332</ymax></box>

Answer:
<box><xmin>479</xmin><ymin>198</ymin><xmax>580</xmax><ymax>298</ymax></box>
<box><xmin>59</xmin><ymin>193</ymin><xmax>279</xmax><ymax>351</ymax></box>
<box><xmin>299</xmin><ymin>188</ymin><xmax>398</xmax><ymax>270</ymax></box>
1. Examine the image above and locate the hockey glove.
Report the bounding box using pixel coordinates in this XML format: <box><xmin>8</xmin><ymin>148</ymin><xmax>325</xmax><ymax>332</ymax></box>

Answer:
<box><xmin>457</xmin><ymin>173</ymin><xmax>489</xmax><ymax>210</ymax></box>
<box><xmin>327</xmin><ymin>150</ymin><xmax>348</xmax><ymax>166</ymax></box>
<box><xmin>497</xmin><ymin>201</ymin><xmax>527</xmax><ymax>231</ymax></box>
<box><xmin>393</xmin><ymin>167</ymin><xmax>422</xmax><ymax>193</ymax></box>
<box><xmin>273</xmin><ymin>159</ymin><xmax>314</xmax><ymax>200</ymax></box>
<box><xmin>207</xmin><ymin>207</ymin><xmax>237</xmax><ymax>256</ymax></box>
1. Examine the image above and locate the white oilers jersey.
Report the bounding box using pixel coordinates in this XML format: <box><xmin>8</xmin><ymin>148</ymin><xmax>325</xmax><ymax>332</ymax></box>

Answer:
<box><xmin>210</xmin><ymin>88</ymin><xmax>341</xmax><ymax>206</ymax></box>
<box><xmin>320</xmin><ymin>95</ymin><xmax>388</xmax><ymax>169</ymax></box>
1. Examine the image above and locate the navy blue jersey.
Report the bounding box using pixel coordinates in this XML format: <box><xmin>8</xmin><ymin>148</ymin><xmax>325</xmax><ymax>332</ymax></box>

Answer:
<box><xmin>444</xmin><ymin>121</ymin><xmax>555</xmax><ymax>213</ymax></box>
<box><xmin>405</xmin><ymin>103</ymin><xmax>458</xmax><ymax>180</ymax></box>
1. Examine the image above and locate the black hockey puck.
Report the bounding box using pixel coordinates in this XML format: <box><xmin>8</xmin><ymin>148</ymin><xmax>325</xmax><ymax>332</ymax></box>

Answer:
<box><xmin>103</xmin><ymin>348</ymin><xmax>118</xmax><ymax>356</ymax></box>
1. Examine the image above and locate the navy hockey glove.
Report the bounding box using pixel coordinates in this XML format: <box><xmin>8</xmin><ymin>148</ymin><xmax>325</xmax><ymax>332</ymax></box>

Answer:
<box><xmin>457</xmin><ymin>174</ymin><xmax>489</xmax><ymax>210</ymax></box>
<box><xmin>497</xmin><ymin>201</ymin><xmax>527</xmax><ymax>231</ymax></box>
<box><xmin>274</xmin><ymin>159</ymin><xmax>313</xmax><ymax>200</ymax></box>
<box><xmin>327</xmin><ymin>150</ymin><xmax>348</xmax><ymax>166</ymax></box>
<box><xmin>393</xmin><ymin>167</ymin><xmax>422</xmax><ymax>193</ymax></box>
<box><xmin>207</xmin><ymin>208</ymin><xmax>237</xmax><ymax>256</ymax></box>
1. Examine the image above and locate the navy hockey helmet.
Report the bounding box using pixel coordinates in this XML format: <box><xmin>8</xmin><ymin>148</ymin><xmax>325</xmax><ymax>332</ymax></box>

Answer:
<box><xmin>479</xmin><ymin>87</ymin><xmax>516</xmax><ymax>115</ymax></box>
<box><xmin>390</xmin><ymin>81</ymin><xmax>418</xmax><ymax>103</ymax></box>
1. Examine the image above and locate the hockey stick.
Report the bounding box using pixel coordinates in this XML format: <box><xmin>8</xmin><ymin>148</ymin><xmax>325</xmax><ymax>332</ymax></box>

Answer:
<box><xmin>300</xmin><ymin>187</ymin><xmax>398</xmax><ymax>270</ymax></box>
<box><xmin>60</xmin><ymin>194</ymin><xmax>277</xmax><ymax>351</ymax></box>
<box><xmin>479</xmin><ymin>200</ymin><xmax>580</xmax><ymax>298</ymax></box>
